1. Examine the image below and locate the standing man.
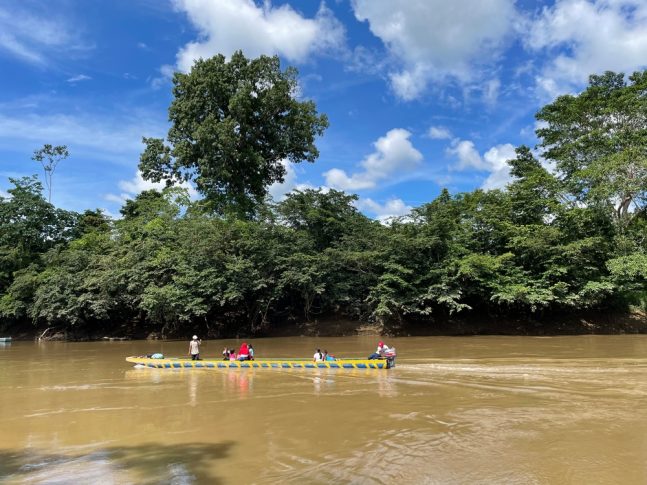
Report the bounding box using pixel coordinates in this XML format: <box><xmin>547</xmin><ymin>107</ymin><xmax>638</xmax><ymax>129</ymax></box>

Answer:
<box><xmin>188</xmin><ymin>335</ymin><xmax>201</xmax><ymax>360</ymax></box>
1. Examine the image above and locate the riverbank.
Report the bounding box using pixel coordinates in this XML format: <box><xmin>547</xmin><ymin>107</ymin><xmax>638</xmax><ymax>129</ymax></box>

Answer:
<box><xmin>3</xmin><ymin>309</ymin><xmax>645</xmax><ymax>341</ymax></box>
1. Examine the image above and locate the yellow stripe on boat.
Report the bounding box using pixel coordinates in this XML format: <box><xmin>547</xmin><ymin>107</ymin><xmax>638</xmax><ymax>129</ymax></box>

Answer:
<box><xmin>126</xmin><ymin>356</ymin><xmax>392</xmax><ymax>370</ymax></box>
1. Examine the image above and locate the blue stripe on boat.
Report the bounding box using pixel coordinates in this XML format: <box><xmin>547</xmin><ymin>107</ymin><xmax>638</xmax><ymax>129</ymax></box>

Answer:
<box><xmin>282</xmin><ymin>363</ymin><xmax>290</xmax><ymax>368</ymax></box>
<box><xmin>173</xmin><ymin>363</ymin><xmax>181</xmax><ymax>368</ymax></box>
<box><xmin>329</xmin><ymin>363</ymin><xmax>339</xmax><ymax>368</ymax></box>
<box><xmin>342</xmin><ymin>364</ymin><xmax>353</xmax><ymax>368</ymax></box>
<box><xmin>356</xmin><ymin>363</ymin><xmax>366</xmax><ymax>368</ymax></box>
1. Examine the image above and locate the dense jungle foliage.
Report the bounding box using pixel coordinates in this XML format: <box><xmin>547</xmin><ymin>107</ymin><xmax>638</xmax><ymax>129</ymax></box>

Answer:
<box><xmin>0</xmin><ymin>63</ymin><xmax>645</xmax><ymax>338</ymax></box>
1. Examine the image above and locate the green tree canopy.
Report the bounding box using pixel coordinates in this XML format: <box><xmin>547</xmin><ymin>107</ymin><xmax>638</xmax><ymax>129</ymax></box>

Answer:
<box><xmin>139</xmin><ymin>51</ymin><xmax>329</xmax><ymax>217</ymax></box>
<box><xmin>536</xmin><ymin>71</ymin><xmax>647</xmax><ymax>226</ymax></box>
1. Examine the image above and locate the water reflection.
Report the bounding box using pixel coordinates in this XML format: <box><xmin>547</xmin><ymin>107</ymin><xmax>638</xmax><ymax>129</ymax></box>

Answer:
<box><xmin>188</xmin><ymin>372</ymin><xmax>198</xmax><ymax>407</ymax></box>
<box><xmin>223</xmin><ymin>370</ymin><xmax>253</xmax><ymax>399</ymax></box>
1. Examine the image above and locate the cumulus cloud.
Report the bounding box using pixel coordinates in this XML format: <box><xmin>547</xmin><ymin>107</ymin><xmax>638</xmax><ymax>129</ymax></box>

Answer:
<box><xmin>428</xmin><ymin>126</ymin><xmax>453</xmax><ymax>140</ymax></box>
<box><xmin>448</xmin><ymin>139</ymin><xmax>517</xmax><ymax>190</ymax></box>
<box><xmin>105</xmin><ymin>171</ymin><xmax>198</xmax><ymax>205</ymax></box>
<box><xmin>526</xmin><ymin>0</ymin><xmax>647</xmax><ymax>97</ymax></box>
<box><xmin>172</xmin><ymin>0</ymin><xmax>345</xmax><ymax>72</ymax></box>
<box><xmin>351</xmin><ymin>0</ymin><xmax>517</xmax><ymax>100</ymax></box>
<box><xmin>447</xmin><ymin>140</ymin><xmax>488</xmax><ymax>171</ymax></box>
<box><xmin>267</xmin><ymin>159</ymin><xmax>321</xmax><ymax>201</ymax></box>
<box><xmin>356</xmin><ymin>197</ymin><xmax>412</xmax><ymax>223</ymax></box>
<box><xmin>481</xmin><ymin>144</ymin><xmax>517</xmax><ymax>190</ymax></box>
<box><xmin>324</xmin><ymin>128</ymin><xmax>423</xmax><ymax>191</ymax></box>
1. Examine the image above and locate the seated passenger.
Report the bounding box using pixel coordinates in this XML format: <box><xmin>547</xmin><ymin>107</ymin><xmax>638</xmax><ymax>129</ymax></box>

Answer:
<box><xmin>222</xmin><ymin>347</ymin><xmax>230</xmax><ymax>361</ymax></box>
<box><xmin>229</xmin><ymin>349</ymin><xmax>237</xmax><ymax>361</ymax></box>
<box><xmin>323</xmin><ymin>350</ymin><xmax>336</xmax><ymax>361</ymax></box>
<box><xmin>368</xmin><ymin>341</ymin><xmax>390</xmax><ymax>359</ymax></box>
<box><xmin>313</xmin><ymin>348</ymin><xmax>324</xmax><ymax>362</ymax></box>
<box><xmin>237</xmin><ymin>342</ymin><xmax>250</xmax><ymax>361</ymax></box>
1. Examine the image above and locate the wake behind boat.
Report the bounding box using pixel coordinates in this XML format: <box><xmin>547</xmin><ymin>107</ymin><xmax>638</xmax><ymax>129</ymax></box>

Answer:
<box><xmin>126</xmin><ymin>356</ymin><xmax>395</xmax><ymax>369</ymax></box>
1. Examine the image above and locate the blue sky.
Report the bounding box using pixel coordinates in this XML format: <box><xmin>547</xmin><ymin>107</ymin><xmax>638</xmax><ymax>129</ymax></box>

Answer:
<box><xmin>1</xmin><ymin>0</ymin><xmax>646</xmax><ymax>220</ymax></box>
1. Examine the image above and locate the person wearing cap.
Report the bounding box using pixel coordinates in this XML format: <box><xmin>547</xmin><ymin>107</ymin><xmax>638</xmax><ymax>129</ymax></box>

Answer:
<box><xmin>368</xmin><ymin>341</ymin><xmax>390</xmax><ymax>360</ymax></box>
<box><xmin>188</xmin><ymin>335</ymin><xmax>201</xmax><ymax>360</ymax></box>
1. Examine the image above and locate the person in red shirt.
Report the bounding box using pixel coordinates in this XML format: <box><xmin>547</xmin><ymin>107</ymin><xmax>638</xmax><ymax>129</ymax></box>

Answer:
<box><xmin>238</xmin><ymin>342</ymin><xmax>250</xmax><ymax>361</ymax></box>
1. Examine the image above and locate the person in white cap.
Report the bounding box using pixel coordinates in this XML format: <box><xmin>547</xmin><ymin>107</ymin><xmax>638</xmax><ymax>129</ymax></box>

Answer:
<box><xmin>188</xmin><ymin>335</ymin><xmax>201</xmax><ymax>360</ymax></box>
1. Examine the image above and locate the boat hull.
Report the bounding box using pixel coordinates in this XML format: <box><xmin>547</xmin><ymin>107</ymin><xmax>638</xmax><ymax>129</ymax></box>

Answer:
<box><xmin>126</xmin><ymin>356</ymin><xmax>392</xmax><ymax>370</ymax></box>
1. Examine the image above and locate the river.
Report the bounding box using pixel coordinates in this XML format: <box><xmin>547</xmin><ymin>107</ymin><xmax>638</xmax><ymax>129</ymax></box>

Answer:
<box><xmin>1</xmin><ymin>335</ymin><xmax>646</xmax><ymax>484</ymax></box>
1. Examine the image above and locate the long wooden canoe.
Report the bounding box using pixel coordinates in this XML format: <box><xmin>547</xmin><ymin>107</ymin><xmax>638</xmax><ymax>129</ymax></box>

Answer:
<box><xmin>126</xmin><ymin>356</ymin><xmax>394</xmax><ymax>369</ymax></box>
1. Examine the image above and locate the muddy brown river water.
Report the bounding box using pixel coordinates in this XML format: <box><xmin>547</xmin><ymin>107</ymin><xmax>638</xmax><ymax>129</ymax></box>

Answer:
<box><xmin>1</xmin><ymin>335</ymin><xmax>646</xmax><ymax>484</ymax></box>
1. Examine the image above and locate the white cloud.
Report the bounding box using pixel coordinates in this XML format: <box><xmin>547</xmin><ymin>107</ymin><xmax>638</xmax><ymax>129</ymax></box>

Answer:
<box><xmin>527</xmin><ymin>0</ymin><xmax>647</xmax><ymax>97</ymax></box>
<box><xmin>105</xmin><ymin>171</ymin><xmax>198</xmax><ymax>204</ymax></box>
<box><xmin>0</xmin><ymin>112</ymin><xmax>166</xmax><ymax>165</ymax></box>
<box><xmin>150</xmin><ymin>64</ymin><xmax>175</xmax><ymax>90</ymax></box>
<box><xmin>324</xmin><ymin>128</ymin><xmax>423</xmax><ymax>191</ymax></box>
<box><xmin>481</xmin><ymin>143</ymin><xmax>517</xmax><ymax>190</ymax></box>
<box><xmin>172</xmin><ymin>0</ymin><xmax>345</xmax><ymax>72</ymax></box>
<box><xmin>267</xmin><ymin>159</ymin><xmax>320</xmax><ymax>201</ymax></box>
<box><xmin>428</xmin><ymin>126</ymin><xmax>453</xmax><ymax>140</ymax></box>
<box><xmin>104</xmin><ymin>193</ymin><xmax>129</xmax><ymax>205</ymax></box>
<box><xmin>447</xmin><ymin>140</ymin><xmax>488</xmax><ymax>171</ymax></box>
<box><xmin>0</xmin><ymin>6</ymin><xmax>89</xmax><ymax>65</ymax></box>
<box><xmin>483</xmin><ymin>78</ymin><xmax>501</xmax><ymax>105</ymax></box>
<box><xmin>67</xmin><ymin>74</ymin><xmax>91</xmax><ymax>83</ymax></box>
<box><xmin>356</xmin><ymin>197</ymin><xmax>412</xmax><ymax>223</ymax></box>
<box><xmin>351</xmin><ymin>0</ymin><xmax>517</xmax><ymax>100</ymax></box>
<box><xmin>0</xmin><ymin>188</ymin><xmax>9</xmax><ymax>199</ymax></box>
<box><xmin>448</xmin><ymin>139</ymin><xmax>517</xmax><ymax>189</ymax></box>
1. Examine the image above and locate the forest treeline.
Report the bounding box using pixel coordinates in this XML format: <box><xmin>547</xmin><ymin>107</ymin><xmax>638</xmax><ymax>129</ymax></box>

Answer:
<box><xmin>0</xmin><ymin>58</ymin><xmax>645</xmax><ymax>338</ymax></box>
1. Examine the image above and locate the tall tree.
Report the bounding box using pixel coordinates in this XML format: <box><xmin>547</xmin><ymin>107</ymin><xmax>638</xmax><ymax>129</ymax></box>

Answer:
<box><xmin>536</xmin><ymin>71</ymin><xmax>647</xmax><ymax>228</ymax></box>
<box><xmin>32</xmin><ymin>144</ymin><xmax>69</xmax><ymax>203</ymax></box>
<box><xmin>139</xmin><ymin>51</ymin><xmax>329</xmax><ymax>217</ymax></box>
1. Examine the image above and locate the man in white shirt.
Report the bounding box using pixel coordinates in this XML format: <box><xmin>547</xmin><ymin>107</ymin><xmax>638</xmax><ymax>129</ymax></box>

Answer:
<box><xmin>188</xmin><ymin>335</ymin><xmax>201</xmax><ymax>360</ymax></box>
<box><xmin>368</xmin><ymin>341</ymin><xmax>390</xmax><ymax>359</ymax></box>
<box><xmin>313</xmin><ymin>348</ymin><xmax>324</xmax><ymax>362</ymax></box>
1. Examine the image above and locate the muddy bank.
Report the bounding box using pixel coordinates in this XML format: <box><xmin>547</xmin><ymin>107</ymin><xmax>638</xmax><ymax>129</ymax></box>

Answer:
<box><xmin>3</xmin><ymin>309</ymin><xmax>645</xmax><ymax>342</ymax></box>
<box><xmin>267</xmin><ymin>310</ymin><xmax>647</xmax><ymax>338</ymax></box>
